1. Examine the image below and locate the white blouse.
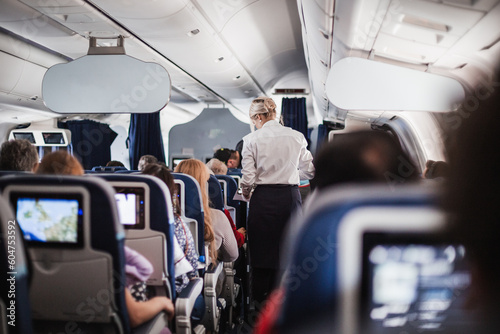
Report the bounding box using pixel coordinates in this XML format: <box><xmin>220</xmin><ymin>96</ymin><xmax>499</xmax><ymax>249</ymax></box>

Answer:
<box><xmin>241</xmin><ymin>120</ymin><xmax>315</xmax><ymax>190</ymax></box>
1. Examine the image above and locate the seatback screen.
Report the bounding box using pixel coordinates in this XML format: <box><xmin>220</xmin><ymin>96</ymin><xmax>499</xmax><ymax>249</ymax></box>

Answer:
<box><xmin>361</xmin><ymin>233</ymin><xmax>474</xmax><ymax>333</ymax></box>
<box><xmin>13</xmin><ymin>195</ymin><xmax>83</xmax><ymax>247</ymax></box>
<box><xmin>114</xmin><ymin>187</ymin><xmax>145</xmax><ymax>229</ymax></box>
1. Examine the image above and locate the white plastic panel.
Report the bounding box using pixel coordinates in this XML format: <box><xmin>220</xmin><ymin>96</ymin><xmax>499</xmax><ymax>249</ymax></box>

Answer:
<box><xmin>326</xmin><ymin>57</ymin><xmax>465</xmax><ymax>111</ymax></box>
<box><xmin>42</xmin><ymin>54</ymin><xmax>171</xmax><ymax>113</ymax></box>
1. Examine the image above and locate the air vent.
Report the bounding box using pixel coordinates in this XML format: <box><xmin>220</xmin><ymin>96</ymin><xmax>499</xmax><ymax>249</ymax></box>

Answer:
<box><xmin>274</xmin><ymin>88</ymin><xmax>307</xmax><ymax>94</ymax></box>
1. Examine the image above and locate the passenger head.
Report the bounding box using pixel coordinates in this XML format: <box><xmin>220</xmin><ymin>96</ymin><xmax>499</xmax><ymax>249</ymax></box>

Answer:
<box><xmin>0</xmin><ymin>139</ymin><xmax>39</xmax><ymax>172</ymax></box>
<box><xmin>234</xmin><ymin>140</ymin><xmax>244</xmax><ymax>168</ymax></box>
<box><xmin>206</xmin><ymin>158</ymin><xmax>228</xmax><ymax>175</ymax></box>
<box><xmin>227</xmin><ymin>150</ymin><xmax>240</xmax><ymax>169</ymax></box>
<box><xmin>213</xmin><ymin>148</ymin><xmax>232</xmax><ymax>165</ymax></box>
<box><xmin>445</xmin><ymin>84</ymin><xmax>500</xmax><ymax>324</ymax></box>
<box><xmin>137</xmin><ymin>154</ymin><xmax>158</xmax><ymax>171</ymax></box>
<box><xmin>36</xmin><ymin>151</ymin><xmax>84</xmax><ymax>175</ymax></box>
<box><xmin>174</xmin><ymin>159</ymin><xmax>216</xmax><ymax>262</ymax></box>
<box><xmin>106</xmin><ymin>160</ymin><xmax>125</xmax><ymax>167</ymax></box>
<box><xmin>141</xmin><ymin>163</ymin><xmax>180</xmax><ymax>216</ymax></box>
<box><xmin>249</xmin><ymin>96</ymin><xmax>277</xmax><ymax>129</ymax></box>
<box><xmin>312</xmin><ymin>130</ymin><xmax>418</xmax><ymax>189</ymax></box>
<box><xmin>423</xmin><ymin>160</ymin><xmax>449</xmax><ymax>179</ymax></box>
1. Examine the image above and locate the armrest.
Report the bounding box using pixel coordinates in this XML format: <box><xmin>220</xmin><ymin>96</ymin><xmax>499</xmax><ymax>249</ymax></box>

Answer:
<box><xmin>132</xmin><ymin>311</ymin><xmax>169</xmax><ymax>334</ymax></box>
<box><xmin>202</xmin><ymin>262</ymin><xmax>224</xmax><ymax>331</ymax></box>
<box><xmin>175</xmin><ymin>278</ymin><xmax>203</xmax><ymax>334</ymax></box>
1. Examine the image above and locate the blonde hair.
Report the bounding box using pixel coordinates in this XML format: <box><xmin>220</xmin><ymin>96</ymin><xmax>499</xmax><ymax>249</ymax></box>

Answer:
<box><xmin>249</xmin><ymin>96</ymin><xmax>277</xmax><ymax>120</ymax></box>
<box><xmin>206</xmin><ymin>158</ymin><xmax>228</xmax><ymax>175</ymax></box>
<box><xmin>174</xmin><ymin>159</ymin><xmax>217</xmax><ymax>263</ymax></box>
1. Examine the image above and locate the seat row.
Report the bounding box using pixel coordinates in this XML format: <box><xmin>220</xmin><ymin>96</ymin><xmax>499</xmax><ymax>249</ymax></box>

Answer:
<box><xmin>0</xmin><ymin>171</ymin><xmax>244</xmax><ymax>334</ymax></box>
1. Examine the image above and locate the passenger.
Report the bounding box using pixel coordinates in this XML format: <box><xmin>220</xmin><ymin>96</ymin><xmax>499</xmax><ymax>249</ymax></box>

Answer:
<box><xmin>106</xmin><ymin>160</ymin><xmax>125</xmax><ymax>167</ymax></box>
<box><xmin>0</xmin><ymin>139</ymin><xmax>39</xmax><ymax>172</ymax></box>
<box><xmin>125</xmin><ymin>245</ymin><xmax>154</xmax><ymax>302</ymax></box>
<box><xmin>444</xmin><ymin>82</ymin><xmax>500</xmax><ymax>333</ymax></box>
<box><xmin>141</xmin><ymin>163</ymin><xmax>199</xmax><ymax>293</ymax></box>
<box><xmin>234</xmin><ymin>139</ymin><xmax>244</xmax><ymax>168</ymax></box>
<box><xmin>174</xmin><ymin>159</ymin><xmax>238</xmax><ymax>265</ymax></box>
<box><xmin>137</xmin><ymin>154</ymin><xmax>158</xmax><ymax>171</ymax></box>
<box><xmin>125</xmin><ymin>289</ymin><xmax>174</xmax><ymax>329</ymax></box>
<box><xmin>35</xmin><ymin>150</ymin><xmax>84</xmax><ymax>175</ymax></box>
<box><xmin>240</xmin><ymin>96</ymin><xmax>315</xmax><ymax>306</ymax></box>
<box><xmin>213</xmin><ymin>148</ymin><xmax>232</xmax><ymax>166</ymax></box>
<box><xmin>205</xmin><ymin>158</ymin><xmax>246</xmax><ymax>246</ymax></box>
<box><xmin>311</xmin><ymin>130</ymin><xmax>418</xmax><ymax>190</ymax></box>
<box><xmin>423</xmin><ymin>159</ymin><xmax>449</xmax><ymax>179</ymax></box>
<box><xmin>206</xmin><ymin>158</ymin><xmax>228</xmax><ymax>175</ymax></box>
<box><xmin>227</xmin><ymin>149</ymin><xmax>240</xmax><ymax>169</ymax></box>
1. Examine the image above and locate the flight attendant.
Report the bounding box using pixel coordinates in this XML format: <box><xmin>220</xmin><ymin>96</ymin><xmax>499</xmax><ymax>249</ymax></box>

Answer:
<box><xmin>241</xmin><ymin>97</ymin><xmax>315</xmax><ymax>307</ymax></box>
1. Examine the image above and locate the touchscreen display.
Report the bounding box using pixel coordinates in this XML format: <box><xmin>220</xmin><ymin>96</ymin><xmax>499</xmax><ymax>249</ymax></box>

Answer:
<box><xmin>114</xmin><ymin>187</ymin><xmax>145</xmax><ymax>229</ymax></box>
<box><xmin>361</xmin><ymin>233</ymin><xmax>474</xmax><ymax>333</ymax></box>
<box><xmin>15</xmin><ymin>196</ymin><xmax>83</xmax><ymax>246</ymax></box>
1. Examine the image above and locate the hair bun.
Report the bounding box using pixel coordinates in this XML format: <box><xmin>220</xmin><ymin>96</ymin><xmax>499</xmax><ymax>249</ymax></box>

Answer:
<box><xmin>264</xmin><ymin>98</ymin><xmax>276</xmax><ymax>112</ymax></box>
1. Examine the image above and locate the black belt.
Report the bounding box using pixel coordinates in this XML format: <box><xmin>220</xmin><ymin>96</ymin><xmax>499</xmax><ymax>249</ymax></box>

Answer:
<box><xmin>256</xmin><ymin>184</ymin><xmax>298</xmax><ymax>188</ymax></box>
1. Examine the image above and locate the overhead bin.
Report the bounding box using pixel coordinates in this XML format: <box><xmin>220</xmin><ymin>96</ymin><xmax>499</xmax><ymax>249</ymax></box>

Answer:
<box><xmin>325</xmin><ymin>57</ymin><xmax>465</xmax><ymax>112</ymax></box>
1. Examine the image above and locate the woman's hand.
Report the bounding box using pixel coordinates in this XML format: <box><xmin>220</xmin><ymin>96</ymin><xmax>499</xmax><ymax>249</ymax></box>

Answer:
<box><xmin>237</xmin><ymin>227</ymin><xmax>247</xmax><ymax>238</ymax></box>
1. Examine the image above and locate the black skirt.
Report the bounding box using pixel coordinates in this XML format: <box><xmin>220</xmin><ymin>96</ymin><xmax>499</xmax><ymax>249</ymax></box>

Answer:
<box><xmin>247</xmin><ymin>184</ymin><xmax>301</xmax><ymax>269</ymax></box>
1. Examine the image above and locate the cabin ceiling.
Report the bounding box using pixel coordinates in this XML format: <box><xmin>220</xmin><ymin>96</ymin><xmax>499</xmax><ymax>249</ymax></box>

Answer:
<box><xmin>1</xmin><ymin>0</ymin><xmax>500</xmax><ymax>127</ymax></box>
<box><xmin>0</xmin><ymin>0</ymin><xmax>309</xmax><ymax>125</ymax></box>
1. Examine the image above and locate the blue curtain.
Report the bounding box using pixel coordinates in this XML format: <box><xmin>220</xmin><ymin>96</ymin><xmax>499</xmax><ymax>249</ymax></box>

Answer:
<box><xmin>128</xmin><ymin>112</ymin><xmax>166</xmax><ymax>169</ymax></box>
<box><xmin>60</xmin><ymin>120</ymin><xmax>117</xmax><ymax>170</ymax></box>
<box><xmin>315</xmin><ymin>124</ymin><xmax>329</xmax><ymax>155</ymax></box>
<box><xmin>281</xmin><ymin>97</ymin><xmax>309</xmax><ymax>144</ymax></box>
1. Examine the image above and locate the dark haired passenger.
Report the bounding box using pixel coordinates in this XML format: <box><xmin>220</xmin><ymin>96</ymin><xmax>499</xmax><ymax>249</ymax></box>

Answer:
<box><xmin>311</xmin><ymin>130</ymin><xmax>419</xmax><ymax>191</ymax></box>
<box><xmin>0</xmin><ymin>139</ymin><xmax>39</xmax><ymax>172</ymax></box>
<box><xmin>444</xmin><ymin>83</ymin><xmax>500</xmax><ymax>333</ymax></box>
<box><xmin>106</xmin><ymin>160</ymin><xmax>125</xmax><ymax>167</ymax></box>
<box><xmin>234</xmin><ymin>139</ymin><xmax>244</xmax><ymax>169</ymax></box>
<box><xmin>213</xmin><ymin>148</ymin><xmax>232</xmax><ymax>165</ymax></box>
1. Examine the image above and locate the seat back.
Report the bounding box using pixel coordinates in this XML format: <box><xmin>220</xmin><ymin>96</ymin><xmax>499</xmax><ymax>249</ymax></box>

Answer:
<box><xmin>226</xmin><ymin>169</ymin><xmax>246</xmax><ymax>229</ymax></box>
<box><xmin>97</xmin><ymin>174</ymin><xmax>176</xmax><ymax>300</ymax></box>
<box><xmin>0</xmin><ymin>174</ymin><xmax>130</xmax><ymax>333</ymax></box>
<box><xmin>278</xmin><ymin>184</ymin><xmax>442</xmax><ymax>333</ymax></box>
<box><xmin>172</xmin><ymin>173</ymin><xmax>205</xmax><ymax>262</ymax></box>
<box><xmin>226</xmin><ymin>168</ymin><xmax>242</xmax><ymax>187</ymax></box>
<box><xmin>215</xmin><ymin>175</ymin><xmax>239</xmax><ymax>223</ymax></box>
<box><xmin>92</xmin><ymin>166</ymin><xmax>128</xmax><ymax>173</ymax></box>
<box><xmin>0</xmin><ymin>195</ymin><xmax>33</xmax><ymax>334</ymax></box>
<box><xmin>207</xmin><ymin>175</ymin><xmax>224</xmax><ymax>211</ymax></box>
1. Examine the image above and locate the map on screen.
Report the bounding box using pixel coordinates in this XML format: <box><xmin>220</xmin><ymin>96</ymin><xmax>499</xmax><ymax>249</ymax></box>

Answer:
<box><xmin>16</xmin><ymin>198</ymin><xmax>79</xmax><ymax>243</ymax></box>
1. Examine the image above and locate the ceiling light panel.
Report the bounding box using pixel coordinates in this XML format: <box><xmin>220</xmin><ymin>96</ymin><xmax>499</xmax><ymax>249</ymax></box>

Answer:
<box><xmin>372</xmin><ymin>0</ymin><xmax>486</xmax><ymax>64</ymax></box>
<box><xmin>394</xmin><ymin>0</ymin><xmax>484</xmax><ymax>36</ymax></box>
